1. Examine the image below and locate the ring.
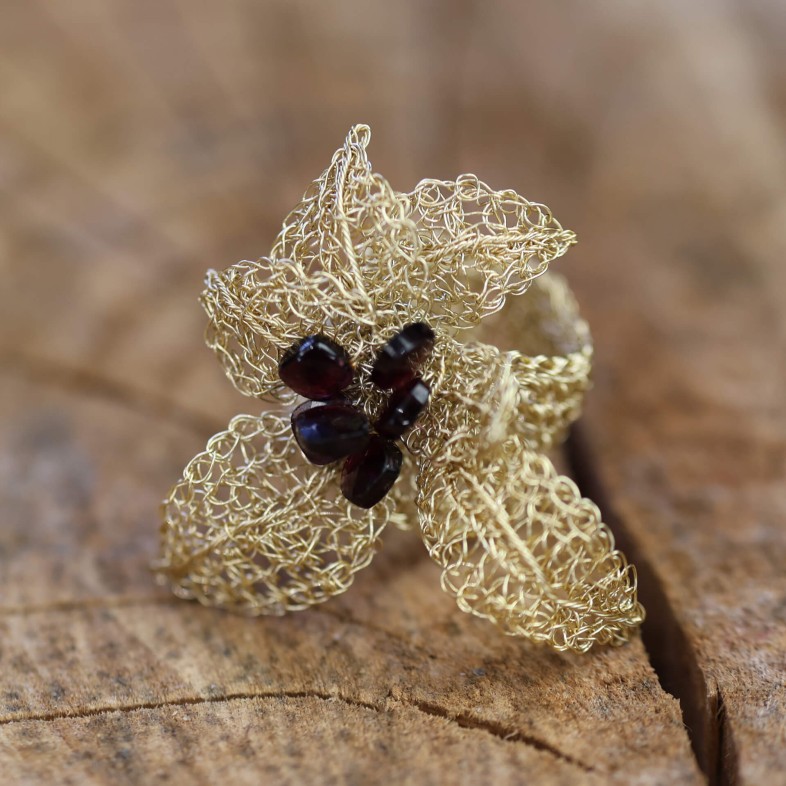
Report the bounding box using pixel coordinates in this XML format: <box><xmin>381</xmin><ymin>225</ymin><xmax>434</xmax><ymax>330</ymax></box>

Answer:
<box><xmin>154</xmin><ymin>124</ymin><xmax>645</xmax><ymax>652</ymax></box>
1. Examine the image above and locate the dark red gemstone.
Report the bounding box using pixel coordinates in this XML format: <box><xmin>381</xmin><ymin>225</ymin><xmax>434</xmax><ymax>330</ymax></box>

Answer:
<box><xmin>279</xmin><ymin>335</ymin><xmax>354</xmax><ymax>400</ymax></box>
<box><xmin>291</xmin><ymin>400</ymin><xmax>370</xmax><ymax>465</ymax></box>
<box><xmin>341</xmin><ymin>437</ymin><xmax>403</xmax><ymax>508</ymax></box>
<box><xmin>371</xmin><ymin>322</ymin><xmax>435</xmax><ymax>390</ymax></box>
<box><xmin>375</xmin><ymin>378</ymin><xmax>430</xmax><ymax>439</ymax></box>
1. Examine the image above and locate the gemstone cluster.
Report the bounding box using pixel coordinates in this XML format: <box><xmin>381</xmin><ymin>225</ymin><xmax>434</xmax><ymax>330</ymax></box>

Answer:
<box><xmin>278</xmin><ymin>323</ymin><xmax>435</xmax><ymax>508</ymax></box>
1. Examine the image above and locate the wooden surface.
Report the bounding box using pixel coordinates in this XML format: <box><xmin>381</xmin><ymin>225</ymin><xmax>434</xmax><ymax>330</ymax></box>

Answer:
<box><xmin>0</xmin><ymin>2</ymin><xmax>784</xmax><ymax>784</ymax></box>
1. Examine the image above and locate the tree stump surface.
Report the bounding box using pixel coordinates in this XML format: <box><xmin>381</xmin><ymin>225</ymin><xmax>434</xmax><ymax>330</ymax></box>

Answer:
<box><xmin>0</xmin><ymin>2</ymin><xmax>784</xmax><ymax>785</ymax></box>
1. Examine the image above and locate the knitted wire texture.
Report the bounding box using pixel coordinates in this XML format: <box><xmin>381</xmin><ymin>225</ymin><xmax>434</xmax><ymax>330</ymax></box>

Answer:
<box><xmin>155</xmin><ymin>124</ymin><xmax>644</xmax><ymax>652</ymax></box>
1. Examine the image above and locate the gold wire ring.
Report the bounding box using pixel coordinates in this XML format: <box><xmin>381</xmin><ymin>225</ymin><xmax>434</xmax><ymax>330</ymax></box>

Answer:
<box><xmin>154</xmin><ymin>125</ymin><xmax>644</xmax><ymax>652</ymax></box>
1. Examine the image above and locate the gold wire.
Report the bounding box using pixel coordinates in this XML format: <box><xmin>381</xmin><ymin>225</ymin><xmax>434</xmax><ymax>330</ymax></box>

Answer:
<box><xmin>154</xmin><ymin>124</ymin><xmax>645</xmax><ymax>652</ymax></box>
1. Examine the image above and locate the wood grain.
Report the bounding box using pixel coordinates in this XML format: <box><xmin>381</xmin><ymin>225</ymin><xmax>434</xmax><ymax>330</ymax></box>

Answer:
<box><xmin>0</xmin><ymin>1</ymin><xmax>783</xmax><ymax>784</ymax></box>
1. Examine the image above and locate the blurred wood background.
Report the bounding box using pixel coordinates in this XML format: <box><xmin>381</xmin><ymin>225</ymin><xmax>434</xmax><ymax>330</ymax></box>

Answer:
<box><xmin>0</xmin><ymin>1</ymin><xmax>784</xmax><ymax>784</ymax></box>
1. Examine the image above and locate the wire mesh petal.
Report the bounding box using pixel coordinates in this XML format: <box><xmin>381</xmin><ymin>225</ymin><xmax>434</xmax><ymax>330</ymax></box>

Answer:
<box><xmin>403</xmin><ymin>176</ymin><xmax>577</xmax><ymax>329</ymax></box>
<box><xmin>155</xmin><ymin>412</ymin><xmax>393</xmax><ymax>613</ymax></box>
<box><xmin>417</xmin><ymin>433</ymin><xmax>644</xmax><ymax>652</ymax></box>
<box><xmin>202</xmin><ymin>125</ymin><xmax>423</xmax><ymax>400</ymax></box>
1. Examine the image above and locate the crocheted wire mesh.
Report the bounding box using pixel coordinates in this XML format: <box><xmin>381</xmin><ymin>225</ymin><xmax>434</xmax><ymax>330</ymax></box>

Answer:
<box><xmin>155</xmin><ymin>124</ymin><xmax>644</xmax><ymax>652</ymax></box>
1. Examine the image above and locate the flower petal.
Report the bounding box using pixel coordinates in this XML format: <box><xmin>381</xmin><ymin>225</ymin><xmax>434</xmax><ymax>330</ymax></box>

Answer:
<box><xmin>155</xmin><ymin>412</ymin><xmax>394</xmax><ymax>614</ymax></box>
<box><xmin>404</xmin><ymin>176</ymin><xmax>577</xmax><ymax>329</ymax></box>
<box><xmin>202</xmin><ymin>125</ymin><xmax>423</xmax><ymax>399</ymax></box>
<box><xmin>416</xmin><ymin>436</ymin><xmax>644</xmax><ymax>652</ymax></box>
<box><xmin>271</xmin><ymin>124</ymin><xmax>423</xmax><ymax>322</ymax></box>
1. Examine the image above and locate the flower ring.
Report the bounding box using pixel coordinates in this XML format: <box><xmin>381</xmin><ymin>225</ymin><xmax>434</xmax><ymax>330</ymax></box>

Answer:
<box><xmin>155</xmin><ymin>125</ymin><xmax>645</xmax><ymax>652</ymax></box>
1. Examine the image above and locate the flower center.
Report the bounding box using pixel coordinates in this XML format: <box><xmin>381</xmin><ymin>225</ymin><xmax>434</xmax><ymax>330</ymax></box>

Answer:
<box><xmin>279</xmin><ymin>323</ymin><xmax>434</xmax><ymax>508</ymax></box>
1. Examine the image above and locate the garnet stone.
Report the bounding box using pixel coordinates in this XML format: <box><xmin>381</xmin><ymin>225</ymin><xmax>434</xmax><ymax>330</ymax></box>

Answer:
<box><xmin>376</xmin><ymin>378</ymin><xmax>430</xmax><ymax>439</ymax></box>
<box><xmin>291</xmin><ymin>399</ymin><xmax>370</xmax><ymax>465</ymax></box>
<box><xmin>371</xmin><ymin>322</ymin><xmax>435</xmax><ymax>390</ymax></box>
<box><xmin>279</xmin><ymin>334</ymin><xmax>354</xmax><ymax>400</ymax></box>
<box><xmin>341</xmin><ymin>436</ymin><xmax>403</xmax><ymax>508</ymax></box>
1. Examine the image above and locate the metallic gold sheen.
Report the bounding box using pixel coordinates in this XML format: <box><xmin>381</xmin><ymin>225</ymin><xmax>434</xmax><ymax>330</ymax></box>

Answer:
<box><xmin>154</xmin><ymin>124</ymin><xmax>645</xmax><ymax>652</ymax></box>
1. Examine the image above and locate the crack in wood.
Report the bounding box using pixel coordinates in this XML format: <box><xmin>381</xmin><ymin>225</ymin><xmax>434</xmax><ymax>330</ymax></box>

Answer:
<box><xmin>713</xmin><ymin>688</ymin><xmax>739</xmax><ymax>786</ymax></box>
<box><xmin>405</xmin><ymin>697</ymin><xmax>596</xmax><ymax>773</ymax></box>
<box><xmin>0</xmin><ymin>688</ymin><xmax>597</xmax><ymax>771</ymax></box>
<box><xmin>0</xmin><ymin>690</ymin><xmax>372</xmax><ymax>727</ymax></box>
<box><xmin>566</xmin><ymin>424</ymin><xmax>731</xmax><ymax>786</ymax></box>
